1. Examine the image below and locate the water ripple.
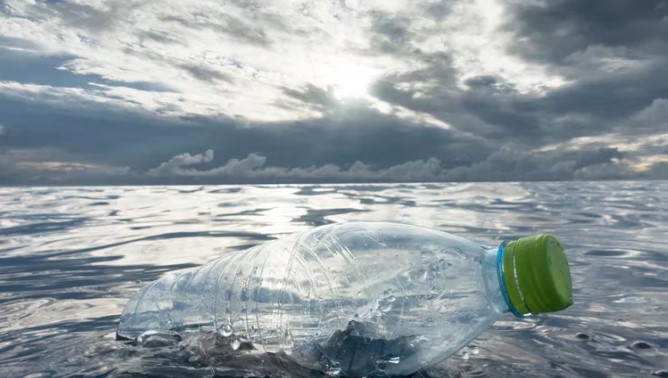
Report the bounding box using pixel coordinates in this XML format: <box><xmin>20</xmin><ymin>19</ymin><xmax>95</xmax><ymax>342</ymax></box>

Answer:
<box><xmin>0</xmin><ymin>182</ymin><xmax>666</xmax><ymax>377</ymax></box>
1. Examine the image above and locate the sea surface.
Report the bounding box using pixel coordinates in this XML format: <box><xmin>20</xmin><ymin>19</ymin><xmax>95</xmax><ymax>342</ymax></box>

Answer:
<box><xmin>0</xmin><ymin>182</ymin><xmax>666</xmax><ymax>377</ymax></box>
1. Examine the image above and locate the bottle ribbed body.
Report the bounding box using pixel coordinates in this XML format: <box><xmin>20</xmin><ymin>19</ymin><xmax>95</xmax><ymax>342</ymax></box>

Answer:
<box><xmin>118</xmin><ymin>222</ymin><xmax>509</xmax><ymax>376</ymax></box>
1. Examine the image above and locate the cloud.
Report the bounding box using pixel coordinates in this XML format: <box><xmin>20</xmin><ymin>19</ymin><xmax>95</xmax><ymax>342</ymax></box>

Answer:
<box><xmin>147</xmin><ymin>149</ymin><xmax>216</xmax><ymax>177</ymax></box>
<box><xmin>146</xmin><ymin>150</ymin><xmax>446</xmax><ymax>182</ymax></box>
<box><xmin>143</xmin><ymin>145</ymin><xmax>660</xmax><ymax>184</ymax></box>
<box><xmin>574</xmin><ymin>147</ymin><xmax>624</xmax><ymax>170</ymax></box>
<box><xmin>0</xmin><ymin>82</ymin><xmax>494</xmax><ymax>170</ymax></box>
<box><xmin>1</xmin><ymin>0</ymin><xmax>667</xmax><ymax>184</ymax></box>
<box><xmin>0</xmin><ymin>0</ymin><xmax>387</xmax><ymax>122</ymax></box>
<box><xmin>504</xmin><ymin>0</ymin><xmax>668</xmax><ymax>65</ymax></box>
<box><xmin>0</xmin><ymin>0</ymin><xmax>573</xmax><ymax>123</ymax></box>
<box><xmin>445</xmin><ymin>146</ymin><xmax>626</xmax><ymax>182</ymax></box>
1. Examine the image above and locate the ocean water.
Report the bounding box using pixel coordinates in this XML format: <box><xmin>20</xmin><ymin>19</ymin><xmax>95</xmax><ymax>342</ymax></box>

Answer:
<box><xmin>0</xmin><ymin>182</ymin><xmax>666</xmax><ymax>377</ymax></box>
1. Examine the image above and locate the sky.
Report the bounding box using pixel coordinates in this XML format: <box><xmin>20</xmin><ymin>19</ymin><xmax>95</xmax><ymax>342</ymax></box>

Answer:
<box><xmin>0</xmin><ymin>0</ymin><xmax>667</xmax><ymax>185</ymax></box>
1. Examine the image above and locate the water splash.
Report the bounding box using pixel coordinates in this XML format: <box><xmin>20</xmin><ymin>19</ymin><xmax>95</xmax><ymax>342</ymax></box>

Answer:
<box><xmin>219</xmin><ymin>323</ymin><xmax>234</xmax><ymax>337</ymax></box>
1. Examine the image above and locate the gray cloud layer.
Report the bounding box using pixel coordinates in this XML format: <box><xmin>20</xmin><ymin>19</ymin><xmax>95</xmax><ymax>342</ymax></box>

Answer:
<box><xmin>0</xmin><ymin>0</ymin><xmax>666</xmax><ymax>184</ymax></box>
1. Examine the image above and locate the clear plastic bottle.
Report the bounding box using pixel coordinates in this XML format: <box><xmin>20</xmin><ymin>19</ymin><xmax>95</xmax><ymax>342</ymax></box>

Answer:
<box><xmin>118</xmin><ymin>222</ymin><xmax>572</xmax><ymax>376</ymax></box>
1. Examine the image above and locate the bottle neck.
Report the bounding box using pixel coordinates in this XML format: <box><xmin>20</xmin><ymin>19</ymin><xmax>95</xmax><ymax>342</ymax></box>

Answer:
<box><xmin>482</xmin><ymin>244</ymin><xmax>523</xmax><ymax>318</ymax></box>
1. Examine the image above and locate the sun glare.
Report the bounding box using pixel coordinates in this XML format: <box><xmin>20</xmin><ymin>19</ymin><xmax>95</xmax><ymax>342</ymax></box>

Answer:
<box><xmin>329</xmin><ymin>63</ymin><xmax>379</xmax><ymax>100</ymax></box>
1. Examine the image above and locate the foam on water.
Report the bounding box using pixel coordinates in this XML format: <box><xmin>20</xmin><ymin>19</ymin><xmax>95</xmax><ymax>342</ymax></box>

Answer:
<box><xmin>0</xmin><ymin>182</ymin><xmax>667</xmax><ymax>377</ymax></box>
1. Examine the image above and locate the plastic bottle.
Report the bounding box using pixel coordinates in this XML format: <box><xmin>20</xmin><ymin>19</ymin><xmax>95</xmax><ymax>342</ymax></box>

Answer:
<box><xmin>118</xmin><ymin>222</ymin><xmax>572</xmax><ymax>376</ymax></box>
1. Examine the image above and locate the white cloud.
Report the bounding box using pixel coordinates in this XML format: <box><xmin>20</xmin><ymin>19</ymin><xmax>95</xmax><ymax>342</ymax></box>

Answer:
<box><xmin>147</xmin><ymin>150</ymin><xmax>446</xmax><ymax>182</ymax></box>
<box><xmin>0</xmin><ymin>0</ymin><xmax>567</xmax><ymax>122</ymax></box>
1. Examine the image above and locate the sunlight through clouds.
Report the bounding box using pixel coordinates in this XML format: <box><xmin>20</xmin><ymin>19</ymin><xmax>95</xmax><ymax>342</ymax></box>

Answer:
<box><xmin>0</xmin><ymin>0</ymin><xmax>666</xmax><ymax>184</ymax></box>
<box><xmin>0</xmin><ymin>0</ymin><xmax>565</xmax><ymax>121</ymax></box>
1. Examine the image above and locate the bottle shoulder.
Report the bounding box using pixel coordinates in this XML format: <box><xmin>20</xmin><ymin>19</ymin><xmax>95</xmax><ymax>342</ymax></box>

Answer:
<box><xmin>300</xmin><ymin>222</ymin><xmax>488</xmax><ymax>259</ymax></box>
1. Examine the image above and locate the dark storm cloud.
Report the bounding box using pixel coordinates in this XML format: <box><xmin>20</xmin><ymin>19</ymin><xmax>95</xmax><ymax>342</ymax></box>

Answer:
<box><xmin>574</xmin><ymin>147</ymin><xmax>623</xmax><ymax>170</ymax></box>
<box><xmin>0</xmin><ymin>87</ymin><xmax>494</xmax><ymax>183</ymax></box>
<box><xmin>535</xmin><ymin>62</ymin><xmax>668</xmax><ymax>131</ymax></box>
<box><xmin>373</xmin><ymin>51</ymin><xmax>668</xmax><ymax>146</ymax></box>
<box><xmin>373</xmin><ymin>70</ymin><xmax>530</xmax><ymax>141</ymax></box>
<box><xmin>360</xmin><ymin>0</ymin><xmax>668</xmax><ymax>143</ymax></box>
<box><xmin>505</xmin><ymin>0</ymin><xmax>668</xmax><ymax>64</ymax></box>
<box><xmin>0</xmin><ymin>81</ymin><xmax>651</xmax><ymax>185</ymax></box>
<box><xmin>488</xmin><ymin>0</ymin><xmax>668</xmax><ymax>138</ymax></box>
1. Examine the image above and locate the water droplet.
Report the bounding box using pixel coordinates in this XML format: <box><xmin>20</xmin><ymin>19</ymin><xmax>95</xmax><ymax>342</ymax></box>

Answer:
<box><xmin>230</xmin><ymin>338</ymin><xmax>241</xmax><ymax>350</ymax></box>
<box><xmin>218</xmin><ymin>323</ymin><xmax>233</xmax><ymax>337</ymax></box>
<box><xmin>470</xmin><ymin>346</ymin><xmax>480</xmax><ymax>355</ymax></box>
<box><xmin>462</xmin><ymin>351</ymin><xmax>470</xmax><ymax>360</ymax></box>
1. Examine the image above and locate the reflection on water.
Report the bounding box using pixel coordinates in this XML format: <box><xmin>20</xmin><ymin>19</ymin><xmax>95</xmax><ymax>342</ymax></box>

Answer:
<box><xmin>0</xmin><ymin>182</ymin><xmax>667</xmax><ymax>377</ymax></box>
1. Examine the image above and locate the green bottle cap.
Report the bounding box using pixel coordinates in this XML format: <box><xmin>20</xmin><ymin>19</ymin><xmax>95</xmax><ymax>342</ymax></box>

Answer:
<box><xmin>503</xmin><ymin>234</ymin><xmax>573</xmax><ymax>315</ymax></box>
